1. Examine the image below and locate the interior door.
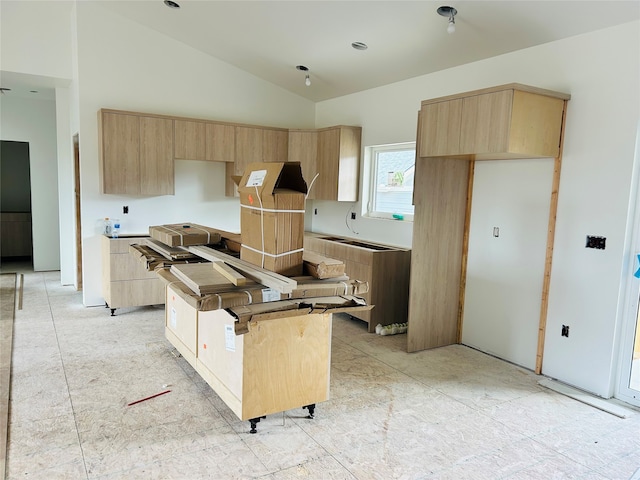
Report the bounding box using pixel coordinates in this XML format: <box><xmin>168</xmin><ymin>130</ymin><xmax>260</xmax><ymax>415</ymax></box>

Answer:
<box><xmin>462</xmin><ymin>158</ymin><xmax>553</xmax><ymax>370</ymax></box>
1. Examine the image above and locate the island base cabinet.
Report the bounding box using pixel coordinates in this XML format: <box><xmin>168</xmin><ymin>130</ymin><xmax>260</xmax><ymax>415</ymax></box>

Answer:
<box><xmin>196</xmin><ymin>309</ymin><xmax>332</xmax><ymax>421</ymax></box>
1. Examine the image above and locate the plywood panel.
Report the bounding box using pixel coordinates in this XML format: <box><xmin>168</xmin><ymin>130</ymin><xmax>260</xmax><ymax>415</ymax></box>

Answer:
<box><xmin>241</xmin><ymin>313</ymin><xmax>331</xmax><ymax>419</ymax></box>
<box><xmin>407</xmin><ymin>157</ymin><xmax>470</xmax><ymax>352</ymax></box>
<box><xmin>509</xmin><ymin>91</ymin><xmax>565</xmax><ymax>158</ymax></box>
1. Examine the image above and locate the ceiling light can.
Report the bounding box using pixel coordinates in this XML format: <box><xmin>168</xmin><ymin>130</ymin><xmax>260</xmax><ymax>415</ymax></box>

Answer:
<box><xmin>164</xmin><ymin>0</ymin><xmax>180</xmax><ymax>9</ymax></box>
<box><xmin>351</xmin><ymin>42</ymin><xmax>368</xmax><ymax>51</ymax></box>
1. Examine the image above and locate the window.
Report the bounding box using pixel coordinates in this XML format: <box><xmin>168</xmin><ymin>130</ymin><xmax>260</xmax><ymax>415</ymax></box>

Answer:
<box><xmin>366</xmin><ymin>143</ymin><xmax>415</xmax><ymax>220</ymax></box>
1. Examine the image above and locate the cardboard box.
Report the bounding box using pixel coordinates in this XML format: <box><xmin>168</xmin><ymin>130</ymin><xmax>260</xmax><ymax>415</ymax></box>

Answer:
<box><xmin>149</xmin><ymin>223</ymin><xmax>223</xmax><ymax>247</ymax></box>
<box><xmin>237</xmin><ymin>162</ymin><xmax>307</xmax><ymax>276</ymax></box>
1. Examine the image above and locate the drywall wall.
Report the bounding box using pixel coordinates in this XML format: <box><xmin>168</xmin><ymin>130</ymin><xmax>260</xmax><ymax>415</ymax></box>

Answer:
<box><xmin>462</xmin><ymin>159</ymin><xmax>554</xmax><ymax>371</ymax></box>
<box><xmin>0</xmin><ymin>95</ymin><xmax>61</xmax><ymax>271</ymax></box>
<box><xmin>0</xmin><ymin>1</ymin><xmax>73</xmax><ymax>81</ymax></box>
<box><xmin>315</xmin><ymin>21</ymin><xmax>640</xmax><ymax>398</ymax></box>
<box><xmin>74</xmin><ymin>3</ymin><xmax>315</xmax><ymax>307</ymax></box>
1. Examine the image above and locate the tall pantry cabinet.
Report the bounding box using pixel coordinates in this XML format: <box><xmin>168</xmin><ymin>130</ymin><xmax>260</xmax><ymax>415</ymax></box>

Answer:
<box><xmin>408</xmin><ymin>83</ymin><xmax>570</xmax><ymax>374</ymax></box>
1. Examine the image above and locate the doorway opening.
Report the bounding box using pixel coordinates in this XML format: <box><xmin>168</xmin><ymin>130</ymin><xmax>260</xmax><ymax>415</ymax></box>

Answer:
<box><xmin>0</xmin><ymin>141</ymin><xmax>33</xmax><ymax>272</ymax></box>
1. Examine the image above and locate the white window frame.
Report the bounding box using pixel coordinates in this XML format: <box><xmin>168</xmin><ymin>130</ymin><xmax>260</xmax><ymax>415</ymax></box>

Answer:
<box><xmin>364</xmin><ymin>142</ymin><xmax>415</xmax><ymax>221</ymax></box>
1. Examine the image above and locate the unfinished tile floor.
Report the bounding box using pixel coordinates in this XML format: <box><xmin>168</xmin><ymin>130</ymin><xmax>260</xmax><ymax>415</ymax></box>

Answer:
<box><xmin>5</xmin><ymin>269</ymin><xmax>640</xmax><ymax>479</ymax></box>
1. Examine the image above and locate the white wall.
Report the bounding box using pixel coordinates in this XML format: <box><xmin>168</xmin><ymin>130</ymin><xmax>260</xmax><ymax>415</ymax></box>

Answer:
<box><xmin>0</xmin><ymin>95</ymin><xmax>61</xmax><ymax>271</ymax></box>
<box><xmin>315</xmin><ymin>21</ymin><xmax>640</xmax><ymax>398</ymax></box>
<box><xmin>463</xmin><ymin>159</ymin><xmax>554</xmax><ymax>371</ymax></box>
<box><xmin>0</xmin><ymin>1</ymin><xmax>73</xmax><ymax>81</ymax></box>
<box><xmin>74</xmin><ymin>3</ymin><xmax>315</xmax><ymax>306</ymax></box>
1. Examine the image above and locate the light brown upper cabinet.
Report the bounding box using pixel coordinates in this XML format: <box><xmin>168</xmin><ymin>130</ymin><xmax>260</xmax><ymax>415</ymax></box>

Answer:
<box><xmin>174</xmin><ymin>119</ymin><xmax>206</xmax><ymax>161</ymax></box>
<box><xmin>288</xmin><ymin>130</ymin><xmax>318</xmax><ymax>199</ymax></box>
<box><xmin>418</xmin><ymin>84</ymin><xmax>566</xmax><ymax>160</ymax></box>
<box><xmin>174</xmin><ymin>120</ymin><xmax>235</xmax><ymax>162</ymax></box>
<box><xmin>99</xmin><ymin>110</ymin><xmax>174</xmax><ymax>195</ymax></box>
<box><xmin>315</xmin><ymin>126</ymin><xmax>361</xmax><ymax>202</ymax></box>
<box><xmin>225</xmin><ymin>126</ymin><xmax>289</xmax><ymax>196</ymax></box>
<box><xmin>206</xmin><ymin>123</ymin><xmax>235</xmax><ymax>162</ymax></box>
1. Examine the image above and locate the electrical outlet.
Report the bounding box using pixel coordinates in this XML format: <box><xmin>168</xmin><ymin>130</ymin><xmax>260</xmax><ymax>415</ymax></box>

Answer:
<box><xmin>123</xmin><ymin>205</ymin><xmax>129</xmax><ymax>214</ymax></box>
<box><xmin>586</xmin><ymin>235</ymin><xmax>605</xmax><ymax>250</ymax></box>
<box><xmin>314</xmin><ymin>208</ymin><xmax>318</xmax><ymax>215</ymax></box>
<box><xmin>561</xmin><ymin>325</ymin><xmax>569</xmax><ymax>337</ymax></box>
<box><xmin>351</xmin><ymin>212</ymin><xmax>356</xmax><ymax>220</ymax></box>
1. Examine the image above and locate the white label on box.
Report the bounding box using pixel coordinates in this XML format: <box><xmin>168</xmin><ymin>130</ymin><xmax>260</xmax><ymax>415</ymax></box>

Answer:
<box><xmin>262</xmin><ymin>288</ymin><xmax>280</xmax><ymax>302</ymax></box>
<box><xmin>246</xmin><ymin>169</ymin><xmax>267</xmax><ymax>187</ymax></box>
<box><xmin>225</xmin><ymin>324</ymin><xmax>236</xmax><ymax>352</ymax></box>
<box><xmin>170</xmin><ymin>307</ymin><xmax>177</xmax><ymax>329</ymax></box>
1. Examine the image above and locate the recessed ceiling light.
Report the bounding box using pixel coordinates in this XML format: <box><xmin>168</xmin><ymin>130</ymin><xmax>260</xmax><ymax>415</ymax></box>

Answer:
<box><xmin>0</xmin><ymin>88</ymin><xmax>11</xmax><ymax>95</ymax></box>
<box><xmin>164</xmin><ymin>0</ymin><xmax>180</xmax><ymax>9</ymax></box>
<box><xmin>29</xmin><ymin>90</ymin><xmax>39</xmax><ymax>94</ymax></box>
<box><xmin>351</xmin><ymin>42</ymin><xmax>368</xmax><ymax>51</ymax></box>
<box><xmin>296</xmin><ymin>65</ymin><xmax>309</xmax><ymax>72</ymax></box>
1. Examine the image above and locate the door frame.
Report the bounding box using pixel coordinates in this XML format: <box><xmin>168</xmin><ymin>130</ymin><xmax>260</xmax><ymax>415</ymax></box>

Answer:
<box><xmin>615</xmin><ymin>122</ymin><xmax>640</xmax><ymax>407</ymax></box>
<box><xmin>73</xmin><ymin>134</ymin><xmax>83</xmax><ymax>290</ymax></box>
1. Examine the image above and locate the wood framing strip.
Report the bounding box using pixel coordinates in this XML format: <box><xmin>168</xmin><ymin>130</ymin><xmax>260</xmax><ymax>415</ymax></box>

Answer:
<box><xmin>186</xmin><ymin>245</ymin><xmax>297</xmax><ymax>293</ymax></box>
<box><xmin>212</xmin><ymin>261</ymin><xmax>247</xmax><ymax>286</ymax></box>
<box><xmin>535</xmin><ymin>99</ymin><xmax>569</xmax><ymax>374</ymax></box>
<box><xmin>457</xmin><ymin>159</ymin><xmax>475</xmax><ymax>343</ymax></box>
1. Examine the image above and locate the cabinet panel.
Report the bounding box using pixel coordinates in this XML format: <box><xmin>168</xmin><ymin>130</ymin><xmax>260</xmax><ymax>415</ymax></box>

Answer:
<box><xmin>174</xmin><ymin>120</ymin><xmax>206</xmax><ymax>160</ymax></box>
<box><xmin>316</xmin><ymin>129</ymin><xmax>340</xmax><ymax>200</ymax></box>
<box><xmin>419</xmin><ymin>99</ymin><xmax>463</xmax><ymax>157</ymax></box>
<box><xmin>304</xmin><ymin>233</ymin><xmax>410</xmax><ymax>332</ymax></box>
<box><xmin>101</xmin><ymin>112</ymin><xmax>140</xmax><ymax>194</ymax></box>
<box><xmin>262</xmin><ymin>129</ymin><xmax>288</xmax><ymax>162</ymax></box>
<box><xmin>508</xmin><ymin>91</ymin><xmax>565</xmax><ymax>158</ymax></box>
<box><xmin>140</xmin><ymin>116</ymin><xmax>174</xmax><ymax>195</ymax></box>
<box><xmin>288</xmin><ymin>130</ymin><xmax>318</xmax><ymax>199</ymax></box>
<box><xmin>102</xmin><ymin>235</ymin><xmax>165</xmax><ymax>312</ymax></box>
<box><xmin>460</xmin><ymin>90</ymin><xmax>512</xmax><ymax>154</ymax></box>
<box><xmin>315</xmin><ymin>127</ymin><xmax>360</xmax><ymax>202</ymax></box>
<box><xmin>206</xmin><ymin>123</ymin><xmax>235</xmax><ymax>162</ymax></box>
<box><xmin>337</xmin><ymin>127</ymin><xmax>360</xmax><ymax>202</ymax></box>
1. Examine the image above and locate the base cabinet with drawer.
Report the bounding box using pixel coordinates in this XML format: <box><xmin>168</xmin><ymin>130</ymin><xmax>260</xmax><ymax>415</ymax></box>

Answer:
<box><xmin>304</xmin><ymin>233</ymin><xmax>411</xmax><ymax>332</ymax></box>
<box><xmin>165</xmin><ymin>283</ymin><xmax>331</xmax><ymax>428</ymax></box>
<box><xmin>101</xmin><ymin>235</ymin><xmax>165</xmax><ymax>315</ymax></box>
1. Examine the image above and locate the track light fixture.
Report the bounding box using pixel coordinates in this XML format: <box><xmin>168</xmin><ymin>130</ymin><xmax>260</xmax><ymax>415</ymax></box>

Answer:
<box><xmin>437</xmin><ymin>6</ymin><xmax>457</xmax><ymax>34</ymax></box>
<box><xmin>296</xmin><ymin>65</ymin><xmax>311</xmax><ymax>87</ymax></box>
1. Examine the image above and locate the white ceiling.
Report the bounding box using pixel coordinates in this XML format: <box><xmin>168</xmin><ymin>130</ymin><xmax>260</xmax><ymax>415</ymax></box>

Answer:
<box><xmin>94</xmin><ymin>0</ymin><xmax>640</xmax><ymax>102</ymax></box>
<box><xmin>2</xmin><ymin>1</ymin><xmax>639</xmax><ymax>102</ymax></box>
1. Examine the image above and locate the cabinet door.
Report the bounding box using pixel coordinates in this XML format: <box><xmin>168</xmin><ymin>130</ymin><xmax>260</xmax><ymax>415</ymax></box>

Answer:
<box><xmin>460</xmin><ymin>90</ymin><xmax>512</xmax><ymax>154</ymax></box>
<box><xmin>226</xmin><ymin>126</ymin><xmax>263</xmax><ymax>196</ymax></box>
<box><xmin>315</xmin><ymin>128</ymin><xmax>340</xmax><ymax>200</ymax></box>
<box><xmin>101</xmin><ymin>112</ymin><xmax>140</xmax><ymax>194</ymax></box>
<box><xmin>335</xmin><ymin>126</ymin><xmax>360</xmax><ymax>202</ymax></box>
<box><xmin>262</xmin><ymin>129</ymin><xmax>289</xmax><ymax>162</ymax></box>
<box><xmin>174</xmin><ymin>120</ymin><xmax>206</xmax><ymax>160</ymax></box>
<box><xmin>419</xmin><ymin>99</ymin><xmax>463</xmax><ymax>157</ymax></box>
<box><xmin>206</xmin><ymin>123</ymin><xmax>235</xmax><ymax>162</ymax></box>
<box><xmin>140</xmin><ymin>116</ymin><xmax>174</xmax><ymax>195</ymax></box>
<box><xmin>316</xmin><ymin>127</ymin><xmax>360</xmax><ymax>202</ymax></box>
<box><xmin>288</xmin><ymin>130</ymin><xmax>318</xmax><ymax>198</ymax></box>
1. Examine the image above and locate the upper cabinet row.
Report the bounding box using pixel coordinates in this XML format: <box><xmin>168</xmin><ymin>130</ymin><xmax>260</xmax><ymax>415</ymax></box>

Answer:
<box><xmin>418</xmin><ymin>84</ymin><xmax>569</xmax><ymax>160</ymax></box>
<box><xmin>98</xmin><ymin>109</ymin><xmax>361</xmax><ymax>201</ymax></box>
